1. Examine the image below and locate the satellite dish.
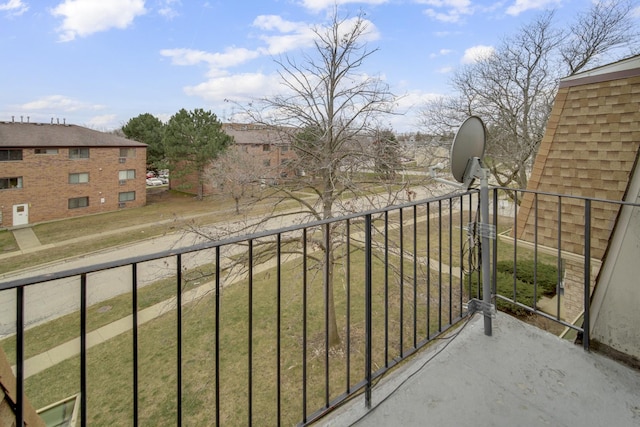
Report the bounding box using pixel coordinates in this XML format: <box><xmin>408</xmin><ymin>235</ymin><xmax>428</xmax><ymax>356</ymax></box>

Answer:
<box><xmin>450</xmin><ymin>116</ymin><xmax>486</xmax><ymax>183</ymax></box>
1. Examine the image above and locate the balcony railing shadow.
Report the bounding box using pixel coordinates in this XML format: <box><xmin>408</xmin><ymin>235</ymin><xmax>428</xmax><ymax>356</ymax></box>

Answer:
<box><xmin>0</xmin><ymin>187</ymin><xmax>638</xmax><ymax>426</ymax></box>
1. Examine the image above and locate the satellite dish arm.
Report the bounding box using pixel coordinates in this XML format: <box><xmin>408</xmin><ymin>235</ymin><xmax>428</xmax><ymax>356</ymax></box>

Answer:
<box><xmin>429</xmin><ymin>164</ymin><xmax>466</xmax><ymax>189</ymax></box>
<box><xmin>430</xmin><ymin>157</ymin><xmax>485</xmax><ymax>191</ymax></box>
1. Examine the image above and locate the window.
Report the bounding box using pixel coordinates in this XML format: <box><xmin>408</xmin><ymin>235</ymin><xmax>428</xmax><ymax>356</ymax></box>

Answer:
<box><xmin>119</xmin><ymin>191</ymin><xmax>136</xmax><ymax>202</ymax></box>
<box><xmin>281</xmin><ymin>145</ymin><xmax>289</xmax><ymax>153</ymax></box>
<box><xmin>263</xmin><ymin>159</ymin><xmax>271</xmax><ymax>167</ymax></box>
<box><xmin>69</xmin><ymin>148</ymin><xmax>89</xmax><ymax>159</ymax></box>
<box><xmin>119</xmin><ymin>148</ymin><xmax>136</xmax><ymax>158</ymax></box>
<box><xmin>262</xmin><ymin>144</ymin><xmax>270</xmax><ymax>152</ymax></box>
<box><xmin>0</xmin><ymin>149</ymin><xmax>22</xmax><ymax>161</ymax></box>
<box><xmin>0</xmin><ymin>177</ymin><xmax>22</xmax><ymax>189</ymax></box>
<box><xmin>69</xmin><ymin>173</ymin><xmax>89</xmax><ymax>184</ymax></box>
<box><xmin>118</xmin><ymin>169</ymin><xmax>136</xmax><ymax>180</ymax></box>
<box><xmin>35</xmin><ymin>148</ymin><xmax>58</xmax><ymax>155</ymax></box>
<box><xmin>68</xmin><ymin>197</ymin><xmax>89</xmax><ymax>209</ymax></box>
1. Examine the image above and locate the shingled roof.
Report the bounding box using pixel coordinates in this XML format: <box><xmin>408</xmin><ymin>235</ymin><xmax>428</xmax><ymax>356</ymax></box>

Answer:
<box><xmin>222</xmin><ymin>123</ymin><xmax>290</xmax><ymax>145</ymax></box>
<box><xmin>515</xmin><ymin>55</ymin><xmax>640</xmax><ymax>259</ymax></box>
<box><xmin>0</xmin><ymin>121</ymin><xmax>146</xmax><ymax>148</ymax></box>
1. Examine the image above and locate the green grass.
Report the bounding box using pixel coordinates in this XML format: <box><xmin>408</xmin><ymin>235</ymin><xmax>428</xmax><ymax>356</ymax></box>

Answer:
<box><xmin>0</xmin><ymin>189</ymin><xmax>308</xmax><ymax>275</ymax></box>
<box><xmin>0</xmin><ymin>229</ymin><xmax>19</xmax><ymax>253</ymax></box>
<box><xmin>4</xmin><ymin>231</ymin><xmax>462</xmax><ymax>426</ymax></box>
<box><xmin>0</xmin><ymin>188</ymin><xmax>565</xmax><ymax>424</ymax></box>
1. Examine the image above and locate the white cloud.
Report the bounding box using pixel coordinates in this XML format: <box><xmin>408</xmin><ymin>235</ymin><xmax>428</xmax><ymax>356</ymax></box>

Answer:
<box><xmin>505</xmin><ymin>0</ymin><xmax>561</xmax><ymax>16</ymax></box>
<box><xmin>387</xmin><ymin>90</ymin><xmax>443</xmax><ymax>131</ymax></box>
<box><xmin>437</xmin><ymin>66</ymin><xmax>453</xmax><ymax>73</ymax></box>
<box><xmin>158</xmin><ymin>0</ymin><xmax>180</xmax><ymax>19</ymax></box>
<box><xmin>51</xmin><ymin>0</ymin><xmax>146</xmax><ymax>42</ymax></box>
<box><xmin>0</xmin><ymin>0</ymin><xmax>28</xmax><ymax>16</ymax></box>
<box><xmin>164</xmin><ymin>13</ymin><xmax>380</xmax><ymax>111</ymax></box>
<box><xmin>184</xmin><ymin>72</ymin><xmax>282</xmax><ymax>102</ymax></box>
<box><xmin>419</xmin><ymin>0</ymin><xmax>473</xmax><ymax>23</ymax></box>
<box><xmin>20</xmin><ymin>95</ymin><xmax>105</xmax><ymax>112</ymax></box>
<box><xmin>430</xmin><ymin>48</ymin><xmax>454</xmax><ymax>58</ymax></box>
<box><xmin>256</xmin><ymin>15</ymin><xmax>379</xmax><ymax>55</ymax></box>
<box><xmin>256</xmin><ymin>17</ymin><xmax>316</xmax><ymax>55</ymax></box>
<box><xmin>160</xmin><ymin>47</ymin><xmax>261</xmax><ymax>68</ymax></box>
<box><xmin>300</xmin><ymin>0</ymin><xmax>389</xmax><ymax>13</ymax></box>
<box><xmin>86</xmin><ymin>114</ymin><xmax>117</xmax><ymax>129</ymax></box>
<box><xmin>461</xmin><ymin>45</ymin><xmax>495</xmax><ymax>63</ymax></box>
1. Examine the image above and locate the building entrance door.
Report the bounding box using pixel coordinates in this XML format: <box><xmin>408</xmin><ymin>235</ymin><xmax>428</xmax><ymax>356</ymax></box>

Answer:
<box><xmin>13</xmin><ymin>204</ymin><xmax>29</xmax><ymax>226</ymax></box>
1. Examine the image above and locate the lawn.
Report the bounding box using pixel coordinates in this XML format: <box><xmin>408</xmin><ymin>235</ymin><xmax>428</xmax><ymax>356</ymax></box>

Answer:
<box><xmin>3</xmin><ymin>219</ymin><xmax>464</xmax><ymax>426</ymax></box>
<box><xmin>0</xmin><ymin>186</ymin><xmax>562</xmax><ymax>424</ymax></box>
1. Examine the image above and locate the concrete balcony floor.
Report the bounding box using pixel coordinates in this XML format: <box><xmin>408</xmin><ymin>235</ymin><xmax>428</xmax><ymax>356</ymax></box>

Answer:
<box><xmin>324</xmin><ymin>312</ymin><xmax>640</xmax><ymax>427</ymax></box>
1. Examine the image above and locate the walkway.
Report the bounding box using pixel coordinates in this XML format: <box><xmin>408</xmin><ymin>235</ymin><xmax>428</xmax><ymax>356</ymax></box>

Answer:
<box><xmin>11</xmin><ymin>227</ymin><xmax>43</xmax><ymax>251</ymax></box>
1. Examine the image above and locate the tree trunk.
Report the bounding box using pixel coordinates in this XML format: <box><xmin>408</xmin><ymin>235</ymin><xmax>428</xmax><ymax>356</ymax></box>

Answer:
<box><xmin>322</xmin><ymin>168</ymin><xmax>341</xmax><ymax>348</ymax></box>
<box><xmin>324</xmin><ymin>225</ymin><xmax>341</xmax><ymax>348</ymax></box>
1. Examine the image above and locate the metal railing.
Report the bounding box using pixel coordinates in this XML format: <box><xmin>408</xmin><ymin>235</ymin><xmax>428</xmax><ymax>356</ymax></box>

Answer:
<box><xmin>1</xmin><ymin>187</ymin><xmax>631</xmax><ymax>426</ymax></box>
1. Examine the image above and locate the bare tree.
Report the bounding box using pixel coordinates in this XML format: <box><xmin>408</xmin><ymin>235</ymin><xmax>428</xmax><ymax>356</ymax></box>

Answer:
<box><xmin>561</xmin><ymin>0</ymin><xmax>639</xmax><ymax>75</ymax></box>
<box><xmin>207</xmin><ymin>145</ymin><xmax>268</xmax><ymax>214</ymax></box>
<box><xmin>237</xmin><ymin>8</ymin><xmax>398</xmax><ymax>347</ymax></box>
<box><xmin>420</xmin><ymin>1</ymin><xmax>639</xmax><ymax>192</ymax></box>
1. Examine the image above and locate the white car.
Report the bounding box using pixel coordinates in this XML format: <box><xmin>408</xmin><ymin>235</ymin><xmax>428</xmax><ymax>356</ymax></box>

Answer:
<box><xmin>146</xmin><ymin>178</ymin><xmax>164</xmax><ymax>186</ymax></box>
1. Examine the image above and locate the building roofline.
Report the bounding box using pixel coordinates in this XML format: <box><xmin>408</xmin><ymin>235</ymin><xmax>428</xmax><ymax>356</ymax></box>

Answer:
<box><xmin>560</xmin><ymin>54</ymin><xmax>640</xmax><ymax>88</ymax></box>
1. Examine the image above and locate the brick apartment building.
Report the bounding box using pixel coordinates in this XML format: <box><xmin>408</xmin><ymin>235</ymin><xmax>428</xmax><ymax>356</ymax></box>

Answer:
<box><xmin>0</xmin><ymin>120</ymin><xmax>147</xmax><ymax>227</ymax></box>
<box><xmin>170</xmin><ymin>123</ymin><xmax>299</xmax><ymax>196</ymax></box>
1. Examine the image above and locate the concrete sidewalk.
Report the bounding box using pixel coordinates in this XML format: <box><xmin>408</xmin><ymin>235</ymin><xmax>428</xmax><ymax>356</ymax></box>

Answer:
<box><xmin>11</xmin><ymin>227</ymin><xmax>44</xmax><ymax>251</ymax></box>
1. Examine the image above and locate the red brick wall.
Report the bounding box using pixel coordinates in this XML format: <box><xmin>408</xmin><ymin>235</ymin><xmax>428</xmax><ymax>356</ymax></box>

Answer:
<box><xmin>0</xmin><ymin>146</ymin><xmax>147</xmax><ymax>226</ymax></box>
<box><xmin>172</xmin><ymin>143</ymin><xmax>298</xmax><ymax>197</ymax></box>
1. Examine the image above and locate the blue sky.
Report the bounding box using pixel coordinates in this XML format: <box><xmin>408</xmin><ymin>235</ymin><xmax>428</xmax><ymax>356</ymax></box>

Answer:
<box><xmin>1</xmin><ymin>0</ymin><xmax>638</xmax><ymax>132</ymax></box>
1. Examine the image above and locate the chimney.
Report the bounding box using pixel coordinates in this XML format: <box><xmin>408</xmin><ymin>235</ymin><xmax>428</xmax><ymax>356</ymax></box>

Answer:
<box><xmin>11</xmin><ymin>116</ymin><xmax>14</xmax><ymax>123</ymax></box>
<box><xmin>51</xmin><ymin>118</ymin><xmax>54</xmax><ymax>125</ymax></box>
<box><xmin>20</xmin><ymin>116</ymin><xmax>23</xmax><ymax>123</ymax></box>
<box><xmin>27</xmin><ymin>116</ymin><xmax>30</xmax><ymax>123</ymax></box>
<box><xmin>56</xmin><ymin>118</ymin><xmax>59</xmax><ymax>125</ymax></box>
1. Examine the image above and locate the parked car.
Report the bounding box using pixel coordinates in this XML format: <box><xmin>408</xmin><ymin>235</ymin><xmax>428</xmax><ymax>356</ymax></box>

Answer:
<box><xmin>158</xmin><ymin>175</ymin><xmax>169</xmax><ymax>184</ymax></box>
<box><xmin>146</xmin><ymin>171</ymin><xmax>156</xmax><ymax>178</ymax></box>
<box><xmin>146</xmin><ymin>178</ymin><xmax>164</xmax><ymax>186</ymax></box>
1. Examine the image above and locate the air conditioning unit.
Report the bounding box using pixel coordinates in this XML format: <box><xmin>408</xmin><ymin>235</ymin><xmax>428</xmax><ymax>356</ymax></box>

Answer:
<box><xmin>119</xmin><ymin>179</ymin><xmax>127</xmax><ymax>185</ymax></box>
<box><xmin>119</xmin><ymin>157</ymin><xmax>126</xmax><ymax>163</ymax></box>
<box><xmin>118</xmin><ymin>202</ymin><xmax>126</xmax><ymax>208</ymax></box>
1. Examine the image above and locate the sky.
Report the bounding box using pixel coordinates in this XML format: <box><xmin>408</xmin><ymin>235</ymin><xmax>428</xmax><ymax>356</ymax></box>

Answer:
<box><xmin>1</xmin><ymin>0</ymin><xmax>639</xmax><ymax>133</ymax></box>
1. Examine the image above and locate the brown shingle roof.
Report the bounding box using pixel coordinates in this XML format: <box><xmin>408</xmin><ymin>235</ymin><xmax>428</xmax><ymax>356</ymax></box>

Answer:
<box><xmin>0</xmin><ymin>122</ymin><xmax>146</xmax><ymax>148</ymax></box>
<box><xmin>515</xmin><ymin>56</ymin><xmax>640</xmax><ymax>259</ymax></box>
<box><xmin>222</xmin><ymin>123</ymin><xmax>291</xmax><ymax>145</ymax></box>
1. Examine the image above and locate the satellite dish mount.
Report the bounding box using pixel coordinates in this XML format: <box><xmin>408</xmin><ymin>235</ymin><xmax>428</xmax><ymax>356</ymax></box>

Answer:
<box><xmin>429</xmin><ymin>116</ymin><xmax>495</xmax><ymax>336</ymax></box>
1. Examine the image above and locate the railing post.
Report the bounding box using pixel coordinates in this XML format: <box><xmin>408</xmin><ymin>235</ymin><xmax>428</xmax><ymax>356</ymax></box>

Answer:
<box><xmin>176</xmin><ymin>254</ymin><xmax>182</xmax><ymax>426</ymax></box>
<box><xmin>80</xmin><ymin>273</ymin><xmax>87</xmax><ymax>427</ymax></box>
<box><xmin>583</xmin><ymin>200</ymin><xmax>591</xmax><ymax>351</ymax></box>
<box><xmin>16</xmin><ymin>287</ymin><xmax>24</xmax><ymax>427</ymax></box>
<box><xmin>480</xmin><ymin>168</ymin><xmax>492</xmax><ymax>336</ymax></box>
<box><xmin>364</xmin><ymin>214</ymin><xmax>373</xmax><ymax>408</ymax></box>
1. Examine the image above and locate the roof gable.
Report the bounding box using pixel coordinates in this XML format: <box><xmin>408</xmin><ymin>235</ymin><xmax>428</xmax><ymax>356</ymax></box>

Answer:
<box><xmin>516</xmin><ymin>56</ymin><xmax>640</xmax><ymax>259</ymax></box>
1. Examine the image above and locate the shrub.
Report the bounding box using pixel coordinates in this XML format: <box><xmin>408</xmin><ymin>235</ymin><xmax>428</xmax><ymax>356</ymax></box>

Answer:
<box><xmin>470</xmin><ymin>260</ymin><xmax>558</xmax><ymax>316</ymax></box>
<box><xmin>496</xmin><ymin>260</ymin><xmax>558</xmax><ymax>297</ymax></box>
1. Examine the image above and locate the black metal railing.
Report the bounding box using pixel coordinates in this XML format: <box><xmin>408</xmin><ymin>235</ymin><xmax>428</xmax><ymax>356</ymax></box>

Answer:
<box><xmin>1</xmin><ymin>187</ymin><xmax>633</xmax><ymax>425</ymax></box>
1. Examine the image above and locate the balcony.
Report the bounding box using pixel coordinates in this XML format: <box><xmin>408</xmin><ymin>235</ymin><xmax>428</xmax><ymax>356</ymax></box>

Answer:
<box><xmin>0</xmin><ymin>187</ymin><xmax>639</xmax><ymax>426</ymax></box>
